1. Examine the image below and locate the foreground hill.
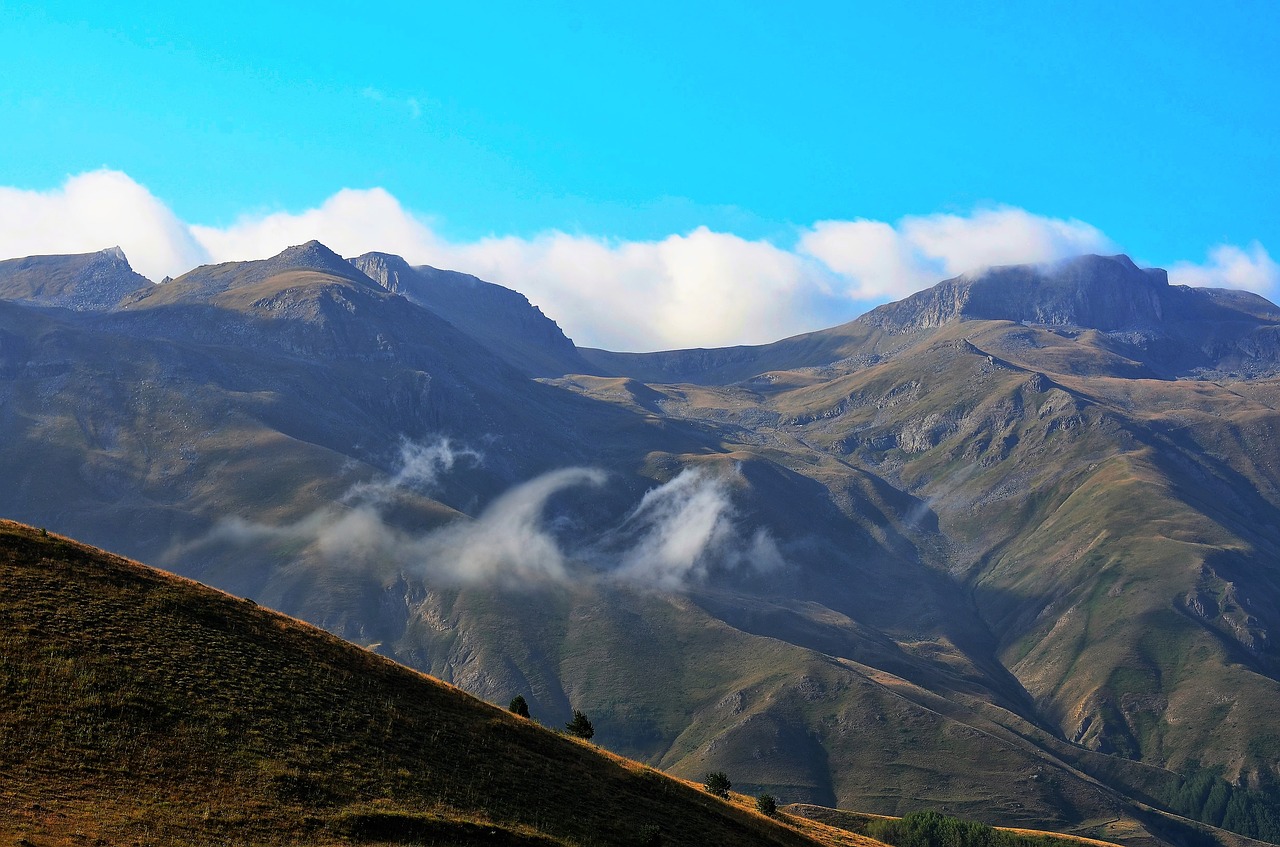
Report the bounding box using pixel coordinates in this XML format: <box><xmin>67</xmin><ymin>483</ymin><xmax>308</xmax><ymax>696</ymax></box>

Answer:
<box><xmin>0</xmin><ymin>520</ymin><xmax>866</xmax><ymax>847</ymax></box>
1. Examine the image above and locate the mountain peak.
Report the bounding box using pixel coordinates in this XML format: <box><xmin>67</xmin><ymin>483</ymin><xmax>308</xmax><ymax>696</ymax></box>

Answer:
<box><xmin>99</xmin><ymin>245</ymin><xmax>129</xmax><ymax>265</ymax></box>
<box><xmin>0</xmin><ymin>246</ymin><xmax>151</xmax><ymax>310</ymax></box>
<box><xmin>266</xmin><ymin>240</ymin><xmax>358</xmax><ymax>276</ymax></box>
<box><xmin>350</xmin><ymin>251</ymin><xmax>415</xmax><ymax>293</ymax></box>
<box><xmin>148</xmin><ymin>240</ymin><xmax>380</xmax><ymax>304</ymax></box>
<box><xmin>866</xmin><ymin>253</ymin><xmax>1194</xmax><ymax>332</ymax></box>
<box><xmin>349</xmin><ymin>252</ymin><xmax>590</xmax><ymax>376</ymax></box>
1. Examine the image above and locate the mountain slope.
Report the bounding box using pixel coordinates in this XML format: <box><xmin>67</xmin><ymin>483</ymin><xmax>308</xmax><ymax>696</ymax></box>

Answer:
<box><xmin>0</xmin><ymin>519</ymin><xmax>870</xmax><ymax>847</ymax></box>
<box><xmin>351</xmin><ymin>251</ymin><xmax>593</xmax><ymax>377</ymax></box>
<box><xmin>0</xmin><ymin>243</ymin><xmax>705</xmax><ymax>555</ymax></box>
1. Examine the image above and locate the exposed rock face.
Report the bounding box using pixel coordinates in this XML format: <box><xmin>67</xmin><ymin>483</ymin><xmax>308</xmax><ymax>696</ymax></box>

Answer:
<box><xmin>0</xmin><ymin>247</ymin><xmax>153</xmax><ymax>310</ymax></box>
<box><xmin>864</xmin><ymin>254</ymin><xmax>1280</xmax><ymax>334</ymax></box>
<box><xmin>963</xmin><ymin>255</ymin><xmax>1171</xmax><ymax>330</ymax></box>
<box><xmin>350</xmin><ymin>251</ymin><xmax>416</xmax><ymax>293</ymax></box>
<box><xmin>351</xmin><ymin>252</ymin><xmax>591</xmax><ymax>377</ymax></box>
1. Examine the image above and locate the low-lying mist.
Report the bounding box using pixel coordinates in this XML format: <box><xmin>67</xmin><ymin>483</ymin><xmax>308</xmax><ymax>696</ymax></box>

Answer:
<box><xmin>185</xmin><ymin>437</ymin><xmax>785</xmax><ymax>591</ymax></box>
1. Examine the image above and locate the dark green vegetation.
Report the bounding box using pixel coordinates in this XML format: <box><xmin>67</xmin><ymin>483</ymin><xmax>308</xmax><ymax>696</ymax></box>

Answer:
<box><xmin>566</xmin><ymin>710</ymin><xmax>596</xmax><ymax>740</ymax></box>
<box><xmin>0</xmin><ymin>520</ymin><xmax>862</xmax><ymax>847</ymax></box>
<box><xmin>706</xmin><ymin>772</ymin><xmax>733</xmax><ymax>798</ymax></box>
<box><xmin>864</xmin><ymin>811</ymin><xmax>1065</xmax><ymax>847</ymax></box>
<box><xmin>1162</xmin><ymin>766</ymin><xmax>1280</xmax><ymax>843</ymax></box>
<box><xmin>4</xmin><ymin>245</ymin><xmax>1280</xmax><ymax>845</ymax></box>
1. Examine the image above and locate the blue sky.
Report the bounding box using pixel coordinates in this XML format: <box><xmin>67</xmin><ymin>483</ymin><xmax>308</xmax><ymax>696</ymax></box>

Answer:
<box><xmin>2</xmin><ymin>1</ymin><xmax>1278</xmax><ymax>349</ymax></box>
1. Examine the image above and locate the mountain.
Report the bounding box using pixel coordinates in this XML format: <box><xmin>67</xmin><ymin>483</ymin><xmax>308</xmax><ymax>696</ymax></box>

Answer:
<box><xmin>0</xmin><ymin>519</ymin><xmax>860</xmax><ymax>847</ymax></box>
<box><xmin>581</xmin><ymin>255</ymin><xmax>1280</xmax><ymax>383</ymax></box>
<box><xmin>351</xmin><ymin>251</ymin><xmax>593</xmax><ymax>377</ymax></box>
<box><xmin>0</xmin><ymin>245</ymin><xmax>152</xmax><ymax>310</ymax></box>
<box><xmin>4</xmin><ymin>243</ymin><xmax>1280</xmax><ymax>846</ymax></box>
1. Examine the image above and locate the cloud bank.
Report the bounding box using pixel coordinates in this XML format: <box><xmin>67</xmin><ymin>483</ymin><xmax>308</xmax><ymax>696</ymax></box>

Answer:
<box><xmin>1</xmin><ymin>170</ymin><xmax>1273</xmax><ymax>350</ymax></box>
<box><xmin>1169</xmin><ymin>242</ymin><xmax>1280</xmax><ymax>295</ymax></box>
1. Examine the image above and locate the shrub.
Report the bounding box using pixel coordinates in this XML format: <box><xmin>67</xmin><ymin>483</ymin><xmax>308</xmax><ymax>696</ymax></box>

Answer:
<box><xmin>704</xmin><ymin>771</ymin><xmax>731</xmax><ymax>798</ymax></box>
<box><xmin>756</xmin><ymin>793</ymin><xmax>778</xmax><ymax>816</ymax></box>
<box><xmin>565</xmin><ymin>709</ymin><xmax>594</xmax><ymax>740</ymax></box>
<box><xmin>508</xmin><ymin>695</ymin><xmax>529</xmax><ymax>718</ymax></box>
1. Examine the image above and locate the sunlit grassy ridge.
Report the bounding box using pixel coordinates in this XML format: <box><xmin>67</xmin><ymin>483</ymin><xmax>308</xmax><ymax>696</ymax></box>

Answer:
<box><xmin>0</xmin><ymin>519</ymin><xmax>868</xmax><ymax>847</ymax></box>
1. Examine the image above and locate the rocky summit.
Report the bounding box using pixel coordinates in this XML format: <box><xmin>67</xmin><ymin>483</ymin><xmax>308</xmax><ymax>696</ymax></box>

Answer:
<box><xmin>3</xmin><ymin>243</ymin><xmax>1280</xmax><ymax>847</ymax></box>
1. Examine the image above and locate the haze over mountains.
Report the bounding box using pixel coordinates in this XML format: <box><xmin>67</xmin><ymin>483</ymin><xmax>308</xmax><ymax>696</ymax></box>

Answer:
<box><xmin>4</xmin><ymin>241</ymin><xmax>1280</xmax><ymax>846</ymax></box>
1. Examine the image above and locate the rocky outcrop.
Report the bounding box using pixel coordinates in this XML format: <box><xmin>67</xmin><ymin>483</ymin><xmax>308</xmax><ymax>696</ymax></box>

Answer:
<box><xmin>0</xmin><ymin>247</ymin><xmax>153</xmax><ymax>310</ymax></box>
<box><xmin>351</xmin><ymin>252</ymin><xmax>591</xmax><ymax>377</ymax></box>
<box><xmin>857</xmin><ymin>254</ymin><xmax>1280</xmax><ymax>377</ymax></box>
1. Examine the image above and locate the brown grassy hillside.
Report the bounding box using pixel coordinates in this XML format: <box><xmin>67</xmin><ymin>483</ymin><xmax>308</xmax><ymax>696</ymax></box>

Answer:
<box><xmin>0</xmin><ymin>520</ymin><xmax>870</xmax><ymax>847</ymax></box>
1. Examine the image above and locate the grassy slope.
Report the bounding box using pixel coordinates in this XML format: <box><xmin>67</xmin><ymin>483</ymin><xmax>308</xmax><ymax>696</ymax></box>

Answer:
<box><xmin>386</xmin><ymin>572</ymin><xmax>1252</xmax><ymax>847</ymax></box>
<box><xmin>0</xmin><ymin>520</ymin><xmax>872</xmax><ymax>847</ymax></box>
<box><xmin>760</xmin><ymin>320</ymin><xmax>1280</xmax><ymax>783</ymax></box>
<box><xmin>540</xmin><ymin>319</ymin><xmax>1280</xmax><ymax>844</ymax></box>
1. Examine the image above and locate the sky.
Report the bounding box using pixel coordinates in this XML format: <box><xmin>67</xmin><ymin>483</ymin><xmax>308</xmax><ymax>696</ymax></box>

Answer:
<box><xmin>1</xmin><ymin>1</ymin><xmax>1277</xmax><ymax>351</ymax></box>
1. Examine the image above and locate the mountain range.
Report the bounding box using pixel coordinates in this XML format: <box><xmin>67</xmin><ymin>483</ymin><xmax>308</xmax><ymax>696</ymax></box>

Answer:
<box><xmin>4</xmin><ymin>241</ymin><xmax>1280</xmax><ymax>846</ymax></box>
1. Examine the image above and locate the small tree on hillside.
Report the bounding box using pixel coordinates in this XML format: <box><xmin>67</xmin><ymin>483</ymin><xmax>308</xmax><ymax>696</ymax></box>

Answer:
<box><xmin>704</xmin><ymin>771</ymin><xmax>731</xmax><ymax>798</ymax></box>
<box><xmin>565</xmin><ymin>709</ymin><xmax>595</xmax><ymax>740</ymax></box>
<box><xmin>756</xmin><ymin>794</ymin><xmax>778</xmax><ymax>816</ymax></box>
<box><xmin>508</xmin><ymin>695</ymin><xmax>530</xmax><ymax>718</ymax></box>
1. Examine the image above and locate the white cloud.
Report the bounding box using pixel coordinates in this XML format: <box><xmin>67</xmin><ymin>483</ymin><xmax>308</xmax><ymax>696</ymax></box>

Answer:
<box><xmin>343</xmin><ymin>437</ymin><xmax>482</xmax><ymax>506</ymax></box>
<box><xmin>423</xmin><ymin>467</ymin><xmax>607</xmax><ymax>584</ymax></box>
<box><xmin>187</xmin><ymin>450</ymin><xmax>781</xmax><ymax>590</ymax></box>
<box><xmin>190</xmin><ymin>187</ymin><xmax>445</xmax><ymax>266</ymax></box>
<box><xmin>0</xmin><ymin>170</ymin><xmax>1272</xmax><ymax>350</ymax></box>
<box><xmin>437</xmin><ymin>228</ymin><xmax>847</xmax><ymax>350</ymax></box>
<box><xmin>611</xmin><ymin>467</ymin><xmax>784</xmax><ymax>589</ymax></box>
<box><xmin>798</xmin><ymin>219</ymin><xmax>936</xmax><ymax>300</ymax></box>
<box><xmin>797</xmin><ymin>207</ymin><xmax>1114</xmax><ymax>301</ymax></box>
<box><xmin>1169</xmin><ymin>242</ymin><xmax>1279</xmax><ymax>295</ymax></box>
<box><xmin>0</xmin><ymin>170</ymin><xmax>207</xmax><ymax>281</ymax></box>
<box><xmin>361</xmin><ymin>87</ymin><xmax>425</xmax><ymax>120</ymax></box>
<box><xmin>901</xmin><ymin>208</ymin><xmax>1113</xmax><ymax>276</ymax></box>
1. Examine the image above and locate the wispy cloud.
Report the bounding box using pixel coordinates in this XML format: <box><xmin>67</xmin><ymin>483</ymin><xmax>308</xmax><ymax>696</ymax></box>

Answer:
<box><xmin>187</xmin><ymin>442</ymin><xmax>782</xmax><ymax>591</ymax></box>
<box><xmin>608</xmin><ymin>467</ymin><xmax>784</xmax><ymax>589</ymax></box>
<box><xmin>361</xmin><ymin>86</ymin><xmax>425</xmax><ymax>120</ymax></box>
<box><xmin>421</xmin><ymin>467</ymin><xmax>607</xmax><ymax>584</ymax></box>
<box><xmin>0</xmin><ymin>170</ymin><xmax>1272</xmax><ymax>351</ymax></box>
<box><xmin>343</xmin><ymin>437</ymin><xmax>482</xmax><ymax>507</ymax></box>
